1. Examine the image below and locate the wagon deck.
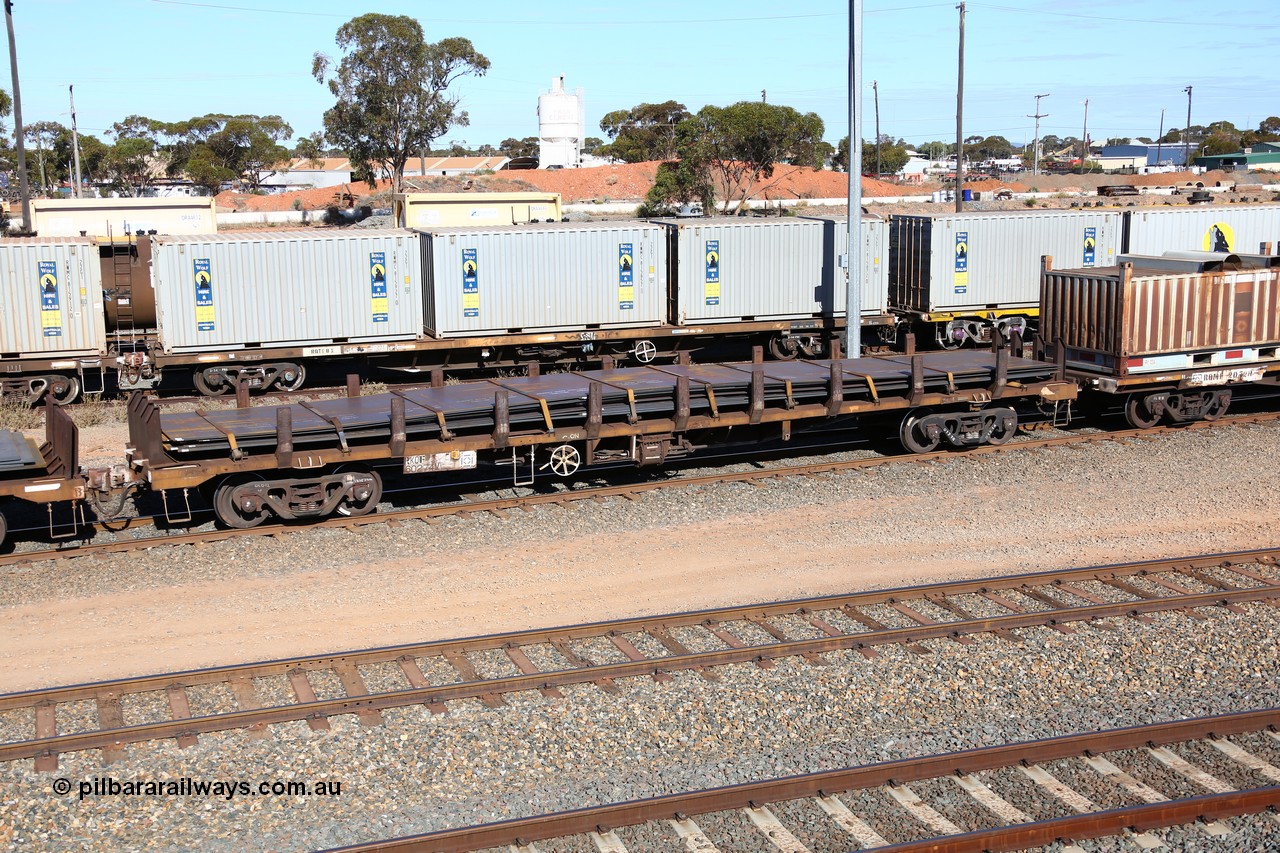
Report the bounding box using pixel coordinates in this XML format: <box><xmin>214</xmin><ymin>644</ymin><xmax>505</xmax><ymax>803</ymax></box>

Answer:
<box><xmin>130</xmin><ymin>350</ymin><xmax>1074</xmax><ymax>485</ymax></box>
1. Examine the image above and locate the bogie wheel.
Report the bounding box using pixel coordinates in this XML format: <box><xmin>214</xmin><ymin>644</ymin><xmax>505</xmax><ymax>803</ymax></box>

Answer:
<box><xmin>194</xmin><ymin>368</ymin><xmax>231</xmax><ymax>397</ymax></box>
<box><xmin>986</xmin><ymin>409</ymin><xmax>1018</xmax><ymax>445</ymax></box>
<box><xmin>1124</xmin><ymin>394</ymin><xmax>1162</xmax><ymax>429</ymax></box>
<box><xmin>899</xmin><ymin>411</ymin><xmax>941</xmax><ymax>454</ymax></box>
<box><xmin>0</xmin><ymin>510</ymin><xmax>7</xmax><ymax>549</ymax></box>
<box><xmin>212</xmin><ymin>474</ymin><xmax>269</xmax><ymax>529</ymax></box>
<box><xmin>632</xmin><ymin>340</ymin><xmax>657</xmax><ymax>364</ymax></box>
<box><xmin>545</xmin><ymin>444</ymin><xmax>582</xmax><ymax>478</ymax></box>
<box><xmin>1201</xmin><ymin>391</ymin><xmax>1230</xmax><ymax>421</ymax></box>
<box><xmin>769</xmin><ymin>336</ymin><xmax>801</xmax><ymax>361</ymax></box>
<box><xmin>274</xmin><ymin>364</ymin><xmax>307</xmax><ymax>392</ymax></box>
<box><xmin>334</xmin><ymin>467</ymin><xmax>383</xmax><ymax>518</ymax></box>
<box><xmin>46</xmin><ymin>375</ymin><xmax>81</xmax><ymax>406</ymax></box>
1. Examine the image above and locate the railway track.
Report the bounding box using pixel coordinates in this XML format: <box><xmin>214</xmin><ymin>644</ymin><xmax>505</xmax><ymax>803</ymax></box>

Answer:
<box><xmin>3</xmin><ymin>409</ymin><xmax>1278</xmax><ymax>568</ymax></box>
<box><xmin>2</xmin><ymin>549</ymin><xmax>1277</xmax><ymax>771</ymax></box>
<box><xmin>318</xmin><ymin>709</ymin><xmax>1280</xmax><ymax>853</ymax></box>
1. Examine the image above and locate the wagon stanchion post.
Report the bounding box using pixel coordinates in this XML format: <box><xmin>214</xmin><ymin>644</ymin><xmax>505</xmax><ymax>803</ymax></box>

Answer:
<box><xmin>910</xmin><ymin>355</ymin><xmax>925</xmax><ymax>405</ymax></box>
<box><xmin>829</xmin><ymin>336</ymin><xmax>842</xmax><ymax>360</ymax></box>
<box><xmin>904</xmin><ymin>332</ymin><xmax>916</xmax><ymax>355</ymax></box>
<box><xmin>827</xmin><ymin>362</ymin><xmax>844</xmax><ymax>416</ymax></box>
<box><xmin>275</xmin><ymin>407</ymin><xmax>293</xmax><ymax>468</ymax></box>
<box><xmin>677</xmin><ymin>352</ymin><xmax>691</xmax><ymax>366</ymax></box>
<box><xmin>389</xmin><ymin>395</ymin><xmax>406</xmax><ymax>457</ymax></box>
<box><xmin>585</xmin><ymin>382</ymin><xmax>602</xmax><ymax>440</ymax></box>
<box><xmin>526</xmin><ymin>361</ymin><xmax>540</xmax><ymax>379</ymax></box>
<box><xmin>749</xmin><ymin>363</ymin><xmax>765</xmax><ymax>424</ymax></box>
<box><xmin>493</xmin><ymin>390</ymin><xmax>510</xmax><ymax>449</ymax></box>
<box><xmin>752</xmin><ymin>345</ymin><xmax>763</xmax><ymax>364</ymax></box>
<box><xmin>346</xmin><ymin>374</ymin><xmax>360</xmax><ymax>398</ymax></box>
<box><xmin>602</xmin><ymin>356</ymin><xmax>616</xmax><ymax>370</ymax></box>
<box><xmin>675</xmin><ymin>375</ymin><xmax>690</xmax><ymax>431</ymax></box>
<box><xmin>430</xmin><ymin>368</ymin><xmax>444</xmax><ymax>389</ymax></box>
<box><xmin>235</xmin><ymin>378</ymin><xmax>250</xmax><ymax>410</ymax></box>
<box><xmin>1010</xmin><ymin>328</ymin><xmax>1024</xmax><ymax>357</ymax></box>
<box><xmin>992</xmin><ymin>345</ymin><xmax>1008</xmax><ymax>399</ymax></box>
<box><xmin>1054</xmin><ymin>338</ymin><xmax>1067</xmax><ymax>381</ymax></box>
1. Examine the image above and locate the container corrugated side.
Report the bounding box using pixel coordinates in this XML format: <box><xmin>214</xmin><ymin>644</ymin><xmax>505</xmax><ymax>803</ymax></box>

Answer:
<box><xmin>801</xmin><ymin>216</ymin><xmax>890</xmax><ymax>317</ymax></box>
<box><xmin>0</xmin><ymin>237</ymin><xmax>106</xmax><ymax>359</ymax></box>
<box><xmin>1123</xmin><ymin>205</ymin><xmax>1280</xmax><ymax>255</ymax></box>
<box><xmin>1042</xmin><ymin>264</ymin><xmax>1280</xmax><ymax>364</ymax></box>
<box><xmin>420</xmin><ymin>222</ymin><xmax>666</xmax><ymax>337</ymax></box>
<box><xmin>660</xmin><ymin>218</ymin><xmax>825</xmax><ymax>324</ymax></box>
<box><xmin>891</xmin><ymin>211</ymin><xmax>1123</xmax><ymax>314</ymax></box>
<box><xmin>151</xmin><ymin>230</ymin><xmax>423</xmax><ymax>353</ymax></box>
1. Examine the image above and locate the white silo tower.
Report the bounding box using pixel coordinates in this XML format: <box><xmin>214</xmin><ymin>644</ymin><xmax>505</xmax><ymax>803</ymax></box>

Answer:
<box><xmin>537</xmin><ymin>74</ymin><xmax>584</xmax><ymax>169</ymax></box>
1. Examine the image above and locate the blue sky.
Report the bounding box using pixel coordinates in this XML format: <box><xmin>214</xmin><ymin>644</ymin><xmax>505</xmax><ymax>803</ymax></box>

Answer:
<box><xmin>9</xmin><ymin>0</ymin><xmax>1279</xmax><ymax>151</ymax></box>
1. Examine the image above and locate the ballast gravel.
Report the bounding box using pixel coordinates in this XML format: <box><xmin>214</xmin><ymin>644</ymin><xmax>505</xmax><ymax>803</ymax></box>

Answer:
<box><xmin>2</xmin><ymin>604</ymin><xmax>1279</xmax><ymax>851</ymax></box>
<box><xmin>2</xmin><ymin>421</ymin><xmax>1280</xmax><ymax>850</ymax></box>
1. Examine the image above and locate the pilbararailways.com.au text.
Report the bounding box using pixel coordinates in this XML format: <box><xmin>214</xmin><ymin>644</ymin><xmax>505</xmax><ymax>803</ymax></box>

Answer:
<box><xmin>53</xmin><ymin>776</ymin><xmax>343</xmax><ymax>801</ymax></box>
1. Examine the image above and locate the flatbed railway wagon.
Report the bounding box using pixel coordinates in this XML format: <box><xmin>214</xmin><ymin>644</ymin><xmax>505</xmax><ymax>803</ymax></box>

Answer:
<box><xmin>122</xmin><ymin>348</ymin><xmax>1076</xmax><ymax>529</ymax></box>
<box><xmin>0</xmin><ymin>405</ymin><xmax>85</xmax><ymax>547</ymax></box>
<box><xmin>1039</xmin><ymin>251</ymin><xmax>1280</xmax><ymax>427</ymax></box>
<box><xmin>891</xmin><ymin>209</ymin><xmax>1123</xmax><ymax>348</ymax></box>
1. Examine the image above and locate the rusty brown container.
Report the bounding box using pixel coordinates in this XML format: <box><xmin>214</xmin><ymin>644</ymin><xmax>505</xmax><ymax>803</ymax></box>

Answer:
<box><xmin>100</xmin><ymin>238</ymin><xmax>157</xmax><ymax>331</ymax></box>
<box><xmin>1041</xmin><ymin>258</ymin><xmax>1280</xmax><ymax>376</ymax></box>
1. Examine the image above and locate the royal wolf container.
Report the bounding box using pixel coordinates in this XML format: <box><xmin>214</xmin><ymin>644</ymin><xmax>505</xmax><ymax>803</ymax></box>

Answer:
<box><xmin>0</xmin><ymin>237</ymin><xmax>106</xmax><ymax>359</ymax></box>
<box><xmin>419</xmin><ymin>221</ymin><xmax>666</xmax><ymax>337</ymax></box>
<box><xmin>802</xmin><ymin>216</ymin><xmax>891</xmax><ymax>318</ymax></box>
<box><xmin>1123</xmin><ymin>204</ymin><xmax>1280</xmax><ymax>256</ymax></box>
<box><xmin>659</xmin><ymin>217</ymin><xmax>826</xmax><ymax>324</ymax></box>
<box><xmin>150</xmin><ymin>230</ymin><xmax>423</xmax><ymax>353</ymax></box>
<box><xmin>394</xmin><ymin>192</ymin><xmax>563</xmax><ymax>229</ymax></box>
<box><xmin>1040</xmin><ymin>259</ymin><xmax>1280</xmax><ymax>376</ymax></box>
<box><xmin>29</xmin><ymin>197</ymin><xmax>217</xmax><ymax>238</ymax></box>
<box><xmin>890</xmin><ymin>210</ymin><xmax>1123</xmax><ymax>315</ymax></box>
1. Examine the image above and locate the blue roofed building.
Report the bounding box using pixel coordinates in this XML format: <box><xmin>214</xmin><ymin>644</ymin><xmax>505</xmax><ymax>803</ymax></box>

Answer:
<box><xmin>1095</xmin><ymin>142</ymin><xmax>1190</xmax><ymax>173</ymax></box>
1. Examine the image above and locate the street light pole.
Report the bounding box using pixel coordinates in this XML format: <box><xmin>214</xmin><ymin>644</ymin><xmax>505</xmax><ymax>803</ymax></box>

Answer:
<box><xmin>1080</xmin><ymin>98</ymin><xmax>1088</xmax><ymax>173</ymax></box>
<box><xmin>1183</xmin><ymin>85</ymin><xmax>1193</xmax><ymax>169</ymax></box>
<box><xmin>873</xmin><ymin>80</ymin><xmax>881</xmax><ymax>177</ymax></box>
<box><xmin>844</xmin><ymin>0</ymin><xmax>863</xmax><ymax>358</ymax></box>
<box><xmin>955</xmin><ymin>1</ymin><xmax>965</xmax><ymax>213</ymax></box>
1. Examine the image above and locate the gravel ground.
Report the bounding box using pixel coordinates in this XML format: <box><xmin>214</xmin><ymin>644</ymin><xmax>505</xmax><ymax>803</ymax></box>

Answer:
<box><xmin>2</xmin><ymin>604</ymin><xmax>1279</xmax><ymax>851</ymax></box>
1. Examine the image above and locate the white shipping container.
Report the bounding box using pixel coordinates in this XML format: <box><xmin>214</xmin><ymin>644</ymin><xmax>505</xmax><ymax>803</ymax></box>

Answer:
<box><xmin>801</xmin><ymin>216</ymin><xmax>891</xmax><ymax>317</ymax></box>
<box><xmin>151</xmin><ymin>230</ymin><xmax>424</xmax><ymax>353</ymax></box>
<box><xmin>660</xmin><ymin>218</ymin><xmax>826</xmax><ymax>324</ymax></box>
<box><xmin>1124</xmin><ymin>205</ymin><xmax>1280</xmax><ymax>256</ymax></box>
<box><xmin>30</xmin><ymin>197</ymin><xmax>217</xmax><ymax>238</ymax></box>
<box><xmin>419</xmin><ymin>222</ymin><xmax>666</xmax><ymax>337</ymax></box>
<box><xmin>890</xmin><ymin>210</ymin><xmax>1123</xmax><ymax>315</ymax></box>
<box><xmin>0</xmin><ymin>237</ymin><xmax>106</xmax><ymax>359</ymax></box>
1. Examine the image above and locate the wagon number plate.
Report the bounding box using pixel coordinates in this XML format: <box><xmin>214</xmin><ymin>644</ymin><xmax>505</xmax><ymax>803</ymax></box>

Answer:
<box><xmin>1184</xmin><ymin>367</ymin><xmax>1264</xmax><ymax>387</ymax></box>
<box><xmin>403</xmin><ymin>450</ymin><xmax>477</xmax><ymax>473</ymax></box>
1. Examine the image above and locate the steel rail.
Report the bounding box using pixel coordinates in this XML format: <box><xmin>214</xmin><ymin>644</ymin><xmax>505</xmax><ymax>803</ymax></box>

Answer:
<box><xmin>313</xmin><ymin>709</ymin><xmax>1280</xmax><ymax>852</ymax></box>
<box><xmin>2</xmin><ymin>546</ymin><xmax>1275</xmax><ymax>710</ymax></box>
<box><xmin>3</xmin><ymin>409</ymin><xmax>1277</xmax><ymax>568</ymax></box>
<box><xmin>2</xmin><ymin>551</ymin><xmax>1276</xmax><ymax>764</ymax></box>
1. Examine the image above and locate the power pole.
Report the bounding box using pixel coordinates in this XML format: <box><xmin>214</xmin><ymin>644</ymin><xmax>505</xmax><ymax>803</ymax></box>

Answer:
<box><xmin>1028</xmin><ymin>93</ymin><xmax>1050</xmax><ymax>177</ymax></box>
<box><xmin>5</xmin><ymin>0</ymin><xmax>31</xmax><ymax>231</ymax></box>
<box><xmin>1156</xmin><ymin>108</ymin><xmax>1165</xmax><ymax>165</ymax></box>
<box><xmin>70</xmin><ymin>84</ymin><xmax>83</xmax><ymax>198</ymax></box>
<box><xmin>1080</xmin><ymin>98</ymin><xmax>1089</xmax><ymax>173</ymax></box>
<box><xmin>955</xmin><ymin>1</ymin><xmax>965</xmax><ymax>213</ymax></box>
<box><xmin>844</xmin><ymin>0</ymin><xmax>863</xmax><ymax>358</ymax></box>
<box><xmin>872</xmin><ymin>80</ymin><xmax>880</xmax><ymax>177</ymax></box>
<box><xmin>1183</xmin><ymin>85</ymin><xmax>1193</xmax><ymax>169</ymax></box>
<box><xmin>761</xmin><ymin>89</ymin><xmax>767</xmax><ymax>103</ymax></box>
